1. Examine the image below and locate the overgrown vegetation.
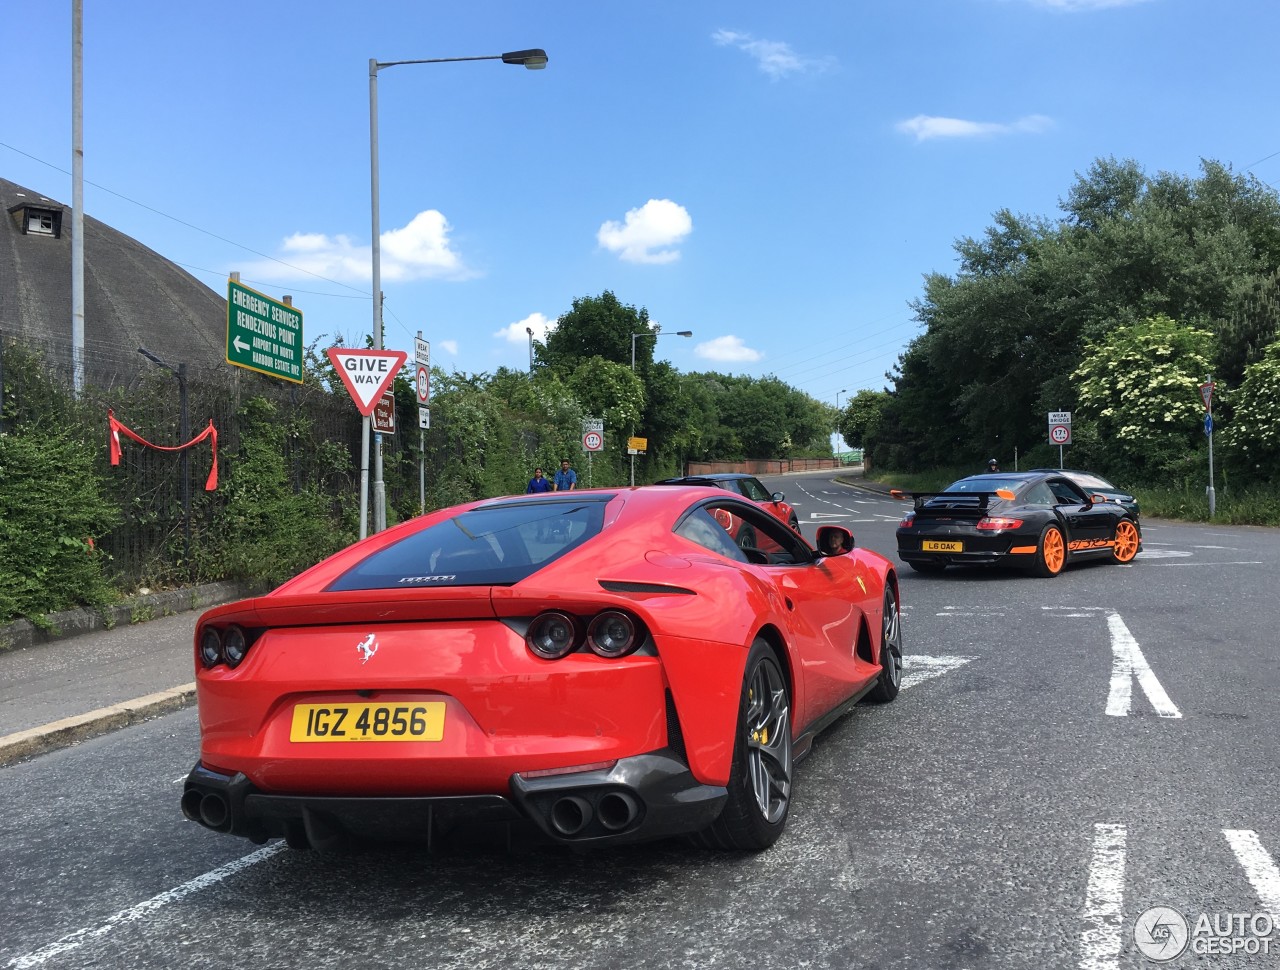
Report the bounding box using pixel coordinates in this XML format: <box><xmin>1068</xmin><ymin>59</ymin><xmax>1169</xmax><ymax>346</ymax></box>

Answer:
<box><xmin>0</xmin><ymin>292</ymin><xmax>838</xmax><ymax>625</ymax></box>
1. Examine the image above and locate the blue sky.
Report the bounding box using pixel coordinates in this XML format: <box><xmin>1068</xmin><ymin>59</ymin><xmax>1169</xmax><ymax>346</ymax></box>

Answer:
<box><xmin>6</xmin><ymin>0</ymin><xmax>1280</xmax><ymax>412</ymax></box>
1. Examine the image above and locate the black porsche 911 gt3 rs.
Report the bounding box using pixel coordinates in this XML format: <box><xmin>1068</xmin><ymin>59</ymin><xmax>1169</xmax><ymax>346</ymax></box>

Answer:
<box><xmin>893</xmin><ymin>471</ymin><xmax>1142</xmax><ymax>577</ymax></box>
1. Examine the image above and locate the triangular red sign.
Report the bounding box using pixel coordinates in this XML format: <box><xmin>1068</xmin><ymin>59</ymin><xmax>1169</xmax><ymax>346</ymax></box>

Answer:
<box><xmin>326</xmin><ymin>348</ymin><xmax>408</xmax><ymax>416</ymax></box>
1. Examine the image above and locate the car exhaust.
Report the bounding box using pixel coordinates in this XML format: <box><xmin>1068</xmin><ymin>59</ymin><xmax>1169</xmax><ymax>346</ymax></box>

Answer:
<box><xmin>197</xmin><ymin>791</ymin><xmax>231</xmax><ymax>831</ymax></box>
<box><xmin>180</xmin><ymin>789</ymin><xmax>205</xmax><ymax>824</ymax></box>
<box><xmin>597</xmin><ymin>791</ymin><xmax>640</xmax><ymax>832</ymax></box>
<box><xmin>549</xmin><ymin>796</ymin><xmax>593</xmax><ymax>836</ymax></box>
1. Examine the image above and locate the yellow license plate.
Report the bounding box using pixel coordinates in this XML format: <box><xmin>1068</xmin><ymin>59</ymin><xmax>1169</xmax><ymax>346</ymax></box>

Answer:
<box><xmin>289</xmin><ymin>702</ymin><xmax>446</xmax><ymax>743</ymax></box>
<box><xmin>922</xmin><ymin>540</ymin><xmax>963</xmax><ymax>553</ymax></box>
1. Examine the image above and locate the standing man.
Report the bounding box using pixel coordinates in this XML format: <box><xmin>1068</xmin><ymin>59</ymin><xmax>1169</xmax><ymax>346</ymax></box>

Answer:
<box><xmin>554</xmin><ymin>458</ymin><xmax>577</xmax><ymax>491</ymax></box>
<box><xmin>526</xmin><ymin>467</ymin><xmax>552</xmax><ymax>493</ymax></box>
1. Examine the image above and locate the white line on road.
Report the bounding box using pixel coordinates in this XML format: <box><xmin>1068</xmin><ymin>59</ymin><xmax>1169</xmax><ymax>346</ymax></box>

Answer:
<box><xmin>1105</xmin><ymin>614</ymin><xmax>1181</xmax><ymax>718</ymax></box>
<box><xmin>9</xmin><ymin>844</ymin><xmax>284</xmax><ymax>969</ymax></box>
<box><xmin>1224</xmin><ymin>830</ymin><xmax>1280</xmax><ymax>918</ymax></box>
<box><xmin>1079</xmin><ymin>823</ymin><xmax>1127</xmax><ymax>970</ymax></box>
<box><xmin>900</xmin><ymin>655</ymin><xmax>975</xmax><ymax>690</ymax></box>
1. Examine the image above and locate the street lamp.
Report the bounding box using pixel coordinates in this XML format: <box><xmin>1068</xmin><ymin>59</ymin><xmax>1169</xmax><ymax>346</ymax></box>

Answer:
<box><xmin>836</xmin><ymin>388</ymin><xmax>847</xmax><ymax>411</ymax></box>
<box><xmin>628</xmin><ymin>329</ymin><xmax>693</xmax><ymax>485</ymax></box>
<box><xmin>365</xmin><ymin>47</ymin><xmax>547</xmax><ymax>538</ymax></box>
<box><xmin>137</xmin><ymin>346</ymin><xmax>190</xmax><ymax>567</ymax></box>
<box><xmin>631</xmin><ymin>329</ymin><xmax>693</xmax><ymax>370</ymax></box>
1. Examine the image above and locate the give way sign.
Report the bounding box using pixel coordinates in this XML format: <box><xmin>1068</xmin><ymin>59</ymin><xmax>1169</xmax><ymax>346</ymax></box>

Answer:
<box><xmin>326</xmin><ymin>348</ymin><xmax>407</xmax><ymax>416</ymax></box>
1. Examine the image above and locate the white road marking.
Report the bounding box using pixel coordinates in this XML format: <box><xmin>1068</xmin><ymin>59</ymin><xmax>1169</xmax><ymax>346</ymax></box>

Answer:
<box><xmin>1134</xmin><ymin>549</ymin><xmax>1193</xmax><ymax>559</ymax></box>
<box><xmin>899</xmin><ymin>655</ymin><xmax>975</xmax><ymax>690</ymax></box>
<box><xmin>1078</xmin><ymin>823</ymin><xmax>1127</xmax><ymax>970</ymax></box>
<box><xmin>1105</xmin><ymin>614</ymin><xmax>1181</xmax><ymax>718</ymax></box>
<box><xmin>9</xmin><ymin>844</ymin><xmax>284</xmax><ymax>969</ymax></box>
<box><xmin>1224</xmin><ymin>830</ymin><xmax>1280</xmax><ymax>918</ymax></box>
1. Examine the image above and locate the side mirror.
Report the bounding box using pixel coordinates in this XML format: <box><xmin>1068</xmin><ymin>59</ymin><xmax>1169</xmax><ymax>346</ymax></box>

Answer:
<box><xmin>816</xmin><ymin>525</ymin><xmax>855</xmax><ymax>557</ymax></box>
<box><xmin>771</xmin><ymin>491</ymin><xmax>786</xmax><ymax>504</ymax></box>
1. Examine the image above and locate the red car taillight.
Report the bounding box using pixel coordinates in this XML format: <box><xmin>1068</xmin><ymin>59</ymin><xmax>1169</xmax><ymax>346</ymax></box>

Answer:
<box><xmin>197</xmin><ymin>624</ymin><xmax>257</xmax><ymax>669</ymax></box>
<box><xmin>587</xmin><ymin>611</ymin><xmax>638</xmax><ymax>658</ymax></box>
<box><xmin>526</xmin><ymin>612</ymin><xmax>580</xmax><ymax>659</ymax></box>
<box><xmin>976</xmin><ymin>517</ymin><xmax>1024</xmax><ymax>531</ymax></box>
<box><xmin>899</xmin><ymin>511</ymin><xmax>916</xmax><ymax>528</ymax></box>
<box><xmin>526</xmin><ymin>609</ymin><xmax>645</xmax><ymax>660</ymax></box>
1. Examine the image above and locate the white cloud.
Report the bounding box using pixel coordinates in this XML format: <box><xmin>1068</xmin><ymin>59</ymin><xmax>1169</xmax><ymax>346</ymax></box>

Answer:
<box><xmin>494</xmin><ymin>312</ymin><xmax>556</xmax><ymax>345</ymax></box>
<box><xmin>438</xmin><ymin>340</ymin><xmax>458</xmax><ymax>355</ymax></box>
<box><xmin>239</xmin><ymin>210</ymin><xmax>473</xmax><ymax>283</ymax></box>
<box><xmin>896</xmin><ymin>114</ymin><xmax>1053</xmax><ymax>142</ymax></box>
<box><xmin>712</xmin><ymin>29</ymin><xmax>834</xmax><ymax>79</ymax></box>
<box><xmin>597</xmin><ymin>199</ymin><xmax>692</xmax><ymax>265</ymax></box>
<box><xmin>695</xmin><ymin>335</ymin><xmax>763</xmax><ymax>363</ymax></box>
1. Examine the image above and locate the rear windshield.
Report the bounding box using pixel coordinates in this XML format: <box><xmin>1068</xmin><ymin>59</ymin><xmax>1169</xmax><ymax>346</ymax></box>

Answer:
<box><xmin>940</xmin><ymin>477</ymin><xmax>1023</xmax><ymax>494</ymax></box>
<box><xmin>326</xmin><ymin>500</ymin><xmax>608</xmax><ymax>591</ymax></box>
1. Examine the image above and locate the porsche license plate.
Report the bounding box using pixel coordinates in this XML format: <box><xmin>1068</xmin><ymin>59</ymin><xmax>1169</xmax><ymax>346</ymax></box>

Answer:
<box><xmin>922</xmin><ymin>540</ymin><xmax>963</xmax><ymax>553</ymax></box>
<box><xmin>289</xmin><ymin>702</ymin><xmax>445</xmax><ymax>742</ymax></box>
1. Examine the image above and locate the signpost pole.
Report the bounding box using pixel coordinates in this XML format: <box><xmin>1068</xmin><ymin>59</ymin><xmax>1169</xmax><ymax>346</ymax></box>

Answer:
<box><xmin>1204</xmin><ymin>375</ymin><xmax>1216</xmax><ymax>517</ymax></box>
<box><xmin>359</xmin><ymin>418</ymin><xmax>370</xmax><ymax>540</ymax></box>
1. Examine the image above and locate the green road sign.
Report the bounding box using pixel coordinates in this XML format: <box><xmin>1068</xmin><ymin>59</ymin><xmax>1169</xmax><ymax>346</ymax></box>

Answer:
<box><xmin>226</xmin><ymin>279</ymin><xmax>304</xmax><ymax>383</ymax></box>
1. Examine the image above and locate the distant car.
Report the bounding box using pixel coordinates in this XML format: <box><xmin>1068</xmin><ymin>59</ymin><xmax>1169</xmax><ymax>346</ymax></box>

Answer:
<box><xmin>1029</xmin><ymin>469</ymin><xmax>1139</xmax><ymax>518</ymax></box>
<box><xmin>654</xmin><ymin>474</ymin><xmax>800</xmax><ymax>537</ymax></box>
<box><xmin>182</xmin><ymin>486</ymin><xmax>901</xmax><ymax>853</ymax></box>
<box><xmin>894</xmin><ymin>471</ymin><xmax>1142</xmax><ymax>577</ymax></box>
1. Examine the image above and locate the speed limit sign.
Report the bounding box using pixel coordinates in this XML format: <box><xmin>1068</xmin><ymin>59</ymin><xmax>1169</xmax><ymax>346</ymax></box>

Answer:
<box><xmin>1050</xmin><ymin>425</ymin><xmax>1071</xmax><ymax>445</ymax></box>
<box><xmin>582</xmin><ymin>431</ymin><xmax>604</xmax><ymax>452</ymax></box>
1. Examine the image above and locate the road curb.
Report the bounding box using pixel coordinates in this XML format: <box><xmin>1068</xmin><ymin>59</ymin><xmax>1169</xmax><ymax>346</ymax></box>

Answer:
<box><xmin>0</xmin><ymin>684</ymin><xmax>196</xmax><ymax>767</ymax></box>
<box><xmin>0</xmin><ymin>581</ymin><xmax>263</xmax><ymax>654</ymax></box>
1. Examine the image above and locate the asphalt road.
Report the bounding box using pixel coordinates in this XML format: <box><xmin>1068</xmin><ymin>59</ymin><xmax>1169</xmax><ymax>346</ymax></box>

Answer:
<box><xmin>2</xmin><ymin>470</ymin><xmax>1277</xmax><ymax>969</ymax></box>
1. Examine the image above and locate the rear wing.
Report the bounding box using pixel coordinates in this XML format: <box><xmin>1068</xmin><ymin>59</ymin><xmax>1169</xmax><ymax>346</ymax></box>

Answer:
<box><xmin>889</xmin><ymin>488</ymin><xmax>1016</xmax><ymax>513</ymax></box>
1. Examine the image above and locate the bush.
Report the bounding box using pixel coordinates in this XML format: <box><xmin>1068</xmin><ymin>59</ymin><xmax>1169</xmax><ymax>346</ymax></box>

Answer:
<box><xmin>0</xmin><ymin>430</ymin><xmax>120</xmax><ymax>623</ymax></box>
<box><xmin>196</xmin><ymin>398</ymin><xmax>356</xmax><ymax>587</ymax></box>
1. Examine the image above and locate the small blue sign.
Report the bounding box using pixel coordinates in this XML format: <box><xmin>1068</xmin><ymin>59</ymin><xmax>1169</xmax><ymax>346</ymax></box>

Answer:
<box><xmin>1204</xmin><ymin>413</ymin><xmax>1213</xmax><ymax>436</ymax></box>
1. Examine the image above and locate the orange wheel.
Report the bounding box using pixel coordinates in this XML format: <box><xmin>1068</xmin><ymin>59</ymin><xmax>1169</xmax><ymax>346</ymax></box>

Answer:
<box><xmin>1112</xmin><ymin>520</ymin><xmax>1140</xmax><ymax>563</ymax></box>
<box><xmin>1032</xmin><ymin>525</ymin><xmax>1066</xmax><ymax>578</ymax></box>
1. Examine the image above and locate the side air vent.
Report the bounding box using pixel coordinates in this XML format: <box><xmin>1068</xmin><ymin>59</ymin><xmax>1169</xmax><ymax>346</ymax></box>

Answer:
<box><xmin>598</xmin><ymin>581</ymin><xmax>696</xmax><ymax>595</ymax></box>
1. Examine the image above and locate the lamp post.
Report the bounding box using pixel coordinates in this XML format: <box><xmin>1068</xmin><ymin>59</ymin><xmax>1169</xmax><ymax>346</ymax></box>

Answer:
<box><xmin>628</xmin><ymin>329</ymin><xmax>693</xmax><ymax>485</ymax></box>
<box><xmin>366</xmin><ymin>48</ymin><xmax>547</xmax><ymax>538</ymax></box>
<box><xmin>631</xmin><ymin>329</ymin><xmax>693</xmax><ymax>370</ymax></box>
<box><xmin>137</xmin><ymin>347</ymin><xmax>190</xmax><ymax>568</ymax></box>
<box><xmin>526</xmin><ymin>326</ymin><xmax>534</xmax><ymax>373</ymax></box>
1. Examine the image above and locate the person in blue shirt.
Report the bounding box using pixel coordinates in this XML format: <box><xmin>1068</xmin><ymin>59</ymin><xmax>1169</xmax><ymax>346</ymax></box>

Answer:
<box><xmin>526</xmin><ymin>467</ymin><xmax>552</xmax><ymax>493</ymax></box>
<box><xmin>553</xmin><ymin>458</ymin><xmax>577</xmax><ymax>491</ymax></box>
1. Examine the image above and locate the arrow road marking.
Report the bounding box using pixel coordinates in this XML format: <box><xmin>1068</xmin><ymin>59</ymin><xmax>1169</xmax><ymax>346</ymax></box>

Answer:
<box><xmin>1224</xmin><ymin>830</ymin><xmax>1280</xmax><ymax>918</ymax></box>
<box><xmin>1105</xmin><ymin>614</ymin><xmax>1181</xmax><ymax>718</ymax></box>
<box><xmin>900</xmin><ymin>654</ymin><xmax>975</xmax><ymax>691</ymax></box>
<box><xmin>1078</xmin><ymin>822</ymin><xmax>1127</xmax><ymax>970</ymax></box>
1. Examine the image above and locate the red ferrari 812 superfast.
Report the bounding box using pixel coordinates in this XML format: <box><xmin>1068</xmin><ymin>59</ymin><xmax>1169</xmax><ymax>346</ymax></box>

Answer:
<box><xmin>182</xmin><ymin>485</ymin><xmax>901</xmax><ymax>853</ymax></box>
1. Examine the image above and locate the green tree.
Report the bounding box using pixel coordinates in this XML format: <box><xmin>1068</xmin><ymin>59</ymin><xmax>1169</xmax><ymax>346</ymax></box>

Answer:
<box><xmin>838</xmin><ymin>389</ymin><xmax>890</xmax><ymax>449</ymax></box>
<box><xmin>875</xmin><ymin>157</ymin><xmax>1280</xmax><ymax>473</ymax></box>
<box><xmin>1070</xmin><ymin>315</ymin><xmax>1213</xmax><ymax>483</ymax></box>
<box><xmin>1223</xmin><ymin>340</ymin><xmax>1280</xmax><ymax>479</ymax></box>
<box><xmin>539</xmin><ymin>291</ymin><xmax>651</xmax><ymax>373</ymax></box>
